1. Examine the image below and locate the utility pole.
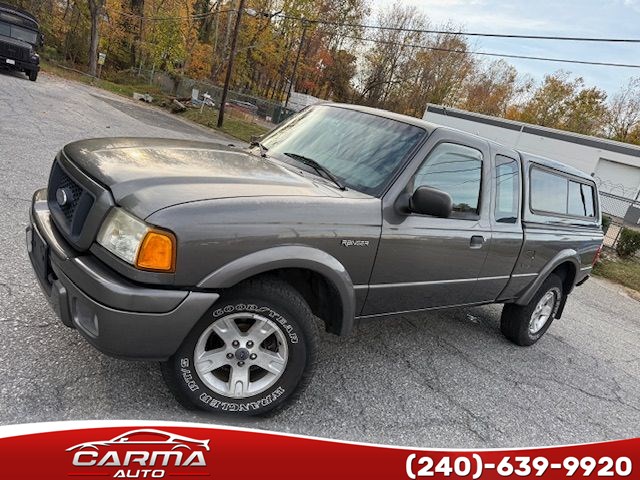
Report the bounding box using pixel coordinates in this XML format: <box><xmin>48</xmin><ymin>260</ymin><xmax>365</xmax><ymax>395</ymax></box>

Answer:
<box><xmin>217</xmin><ymin>0</ymin><xmax>246</xmax><ymax>128</ymax></box>
<box><xmin>284</xmin><ymin>18</ymin><xmax>308</xmax><ymax>111</ymax></box>
<box><xmin>209</xmin><ymin>0</ymin><xmax>221</xmax><ymax>81</ymax></box>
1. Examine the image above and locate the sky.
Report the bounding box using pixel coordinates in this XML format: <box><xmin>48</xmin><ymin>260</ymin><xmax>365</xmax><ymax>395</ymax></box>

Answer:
<box><xmin>369</xmin><ymin>0</ymin><xmax>640</xmax><ymax>95</ymax></box>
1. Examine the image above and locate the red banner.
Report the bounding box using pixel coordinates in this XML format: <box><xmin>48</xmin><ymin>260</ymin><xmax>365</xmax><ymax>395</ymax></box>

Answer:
<box><xmin>0</xmin><ymin>422</ymin><xmax>636</xmax><ymax>479</ymax></box>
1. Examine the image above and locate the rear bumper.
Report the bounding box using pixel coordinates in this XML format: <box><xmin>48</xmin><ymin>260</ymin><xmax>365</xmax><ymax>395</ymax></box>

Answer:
<box><xmin>27</xmin><ymin>189</ymin><xmax>219</xmax><ymax>360</ymax></box>
<box><xmin>0</xmin><ymin>55</ymin><xmax>38</xmax><ymax>72</ymax></box>
<box><xmin>575</xmin><ymin>267</ymin><xmax>591</xmax><ymax>287</ymax></box>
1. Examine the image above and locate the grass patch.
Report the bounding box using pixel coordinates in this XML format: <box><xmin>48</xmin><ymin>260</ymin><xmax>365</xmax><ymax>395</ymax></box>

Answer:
<box><xmin>593</xmin><ymin>256</ymin><xmax>640</xmax><ymax>292</ymax></box>
<box><xmin>41</xmin><ymin>61</ymin><xmax>168</xmax><ymax>105</ymax></box>
<box><xmin>181</xmin><ymin>108</ymin><xmax>270</xmax><ymax>143</ymax></box>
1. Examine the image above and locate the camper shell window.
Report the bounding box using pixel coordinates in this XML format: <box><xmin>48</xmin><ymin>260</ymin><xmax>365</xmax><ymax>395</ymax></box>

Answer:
<box><xmin>530</xmin><ymin>166</ymin><xmax>596</xmax><ymax>219</ymax></box>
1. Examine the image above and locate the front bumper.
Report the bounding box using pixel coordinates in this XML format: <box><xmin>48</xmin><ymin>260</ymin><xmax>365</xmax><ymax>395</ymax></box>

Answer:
<box><xmin>27</xmin><ymin>189</ymin><xmax>219</xmax><ymax>360</ymax></box>
<box><xmin>0</xmin><ymin>55</ymin><xmax>39</xmax><ymax>72</ymax></box>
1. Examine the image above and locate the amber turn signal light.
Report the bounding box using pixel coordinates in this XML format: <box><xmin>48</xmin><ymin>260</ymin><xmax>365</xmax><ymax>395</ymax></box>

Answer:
<box><xmin>135</xmin><ymin>230</ymin><xmax>176</xmax><ymax>272</ymax></box>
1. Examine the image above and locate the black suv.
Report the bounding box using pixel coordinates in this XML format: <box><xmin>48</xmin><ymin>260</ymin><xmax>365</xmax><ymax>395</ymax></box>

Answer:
<box><xmin>0</xmin><ymin>2</ymin><xmax>42</xmax><ymax>81</ymax></box>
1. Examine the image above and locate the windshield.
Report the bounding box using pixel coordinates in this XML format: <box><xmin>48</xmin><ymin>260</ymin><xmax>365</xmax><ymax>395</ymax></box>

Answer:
<box><xmin>0</xmin><ymin>21</ymin><xmax>38</xmax><ymax>44</ymax></box>
<box><xmin>261</xmin><ymin>105</ymin><xmax>426</xmax><ymax>195</ymax></box>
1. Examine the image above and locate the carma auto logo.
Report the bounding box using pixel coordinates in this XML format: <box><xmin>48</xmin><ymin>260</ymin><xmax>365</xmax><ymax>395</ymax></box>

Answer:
<box><xmin>66</xmin><ymin>428</ymin><xmax>211</xmax><ymax>478</ymax></box>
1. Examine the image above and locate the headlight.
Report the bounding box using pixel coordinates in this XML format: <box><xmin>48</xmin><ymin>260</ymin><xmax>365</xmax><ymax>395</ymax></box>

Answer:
<box><xmin>96</xmin><ymin>208</ymin><xmax>176</xmax><ymax>272</ymax></box>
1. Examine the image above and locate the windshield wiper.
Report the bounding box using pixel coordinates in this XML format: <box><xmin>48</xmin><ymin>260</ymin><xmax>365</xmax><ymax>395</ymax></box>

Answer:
<box><xmin>249</xmin><ymin>140</ymin><xmax>269</xmax><ymax>157</ymax></box>
<box><xmin>283</xmin><ymin>152</ymin><xmax>346</xmax><ymax>191</ymax></box>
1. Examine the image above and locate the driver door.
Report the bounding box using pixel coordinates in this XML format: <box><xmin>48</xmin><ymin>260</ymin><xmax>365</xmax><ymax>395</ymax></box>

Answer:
<box><xmin>362</xmin><ymin>129</ymin><xmax>493</xmax><ymax>316</ymax></box>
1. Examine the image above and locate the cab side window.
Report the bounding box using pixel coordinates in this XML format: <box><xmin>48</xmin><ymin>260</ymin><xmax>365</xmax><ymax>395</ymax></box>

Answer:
<box><xmin>413</xmin><ymin>143</ymin><xmax>483</xmax><ymax>217</ymax></box>
<box><xmin>495</xmin><ymin>156</ymin><xmax>520</xmax><ymax>223</ymax></box>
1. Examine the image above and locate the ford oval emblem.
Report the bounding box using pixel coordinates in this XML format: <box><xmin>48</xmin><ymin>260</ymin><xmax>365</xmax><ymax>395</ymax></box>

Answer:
<box><xmin>56</xmin><ymin>188</ymin><xmax>69</xmax><ymax>206</ymax></box>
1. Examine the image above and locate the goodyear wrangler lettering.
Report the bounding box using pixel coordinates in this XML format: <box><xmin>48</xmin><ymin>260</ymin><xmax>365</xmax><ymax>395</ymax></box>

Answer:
<box><xmin>199</xmin><ymin>386</ymin><xmax>285</xmax><ymax>411</ymax></box>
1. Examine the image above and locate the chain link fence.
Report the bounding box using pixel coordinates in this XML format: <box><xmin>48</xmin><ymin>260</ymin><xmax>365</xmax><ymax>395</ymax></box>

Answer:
<box><xmin>152</xmin><ymin>73</ymin><xmax>297</xmax><ymax>126</ymax></box>
<box><xmin>600</xmin><ymin>191</ymin><xmax>640</xmax><ymax>249</ymax></box>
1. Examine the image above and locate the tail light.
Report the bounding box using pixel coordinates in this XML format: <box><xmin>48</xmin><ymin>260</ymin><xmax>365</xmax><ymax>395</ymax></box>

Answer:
<box><xmin>592</xmin><ymin>244</ymin><xmax>603</xmax><ymax>266</ymax></box>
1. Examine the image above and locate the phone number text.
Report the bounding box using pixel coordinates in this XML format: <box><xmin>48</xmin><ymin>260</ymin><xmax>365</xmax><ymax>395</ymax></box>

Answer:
<box><xmin>405</xmin><ymin>454</ymin><xmax>632</xmax><ymax>478</ymax></box>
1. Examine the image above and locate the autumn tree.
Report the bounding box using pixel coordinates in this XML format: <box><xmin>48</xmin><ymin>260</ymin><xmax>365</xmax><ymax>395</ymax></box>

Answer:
<box><xmin>606</xmin><ymin>77</ymin><xmax>640</xmax><ymax>142</ymax></box>
<box><xmin>129</xmin><ymin>0</ymin><xmax>145</xmax><ymax>66</ymax></box>
<box><xmin>563</xmin><ymin>87</ymin><xmax>608</xmax><ymax>136</ymax></box>
<box><xmin>508</xmin><ymin>71</ymin><xmax>608</xmax><ymax>136</ymax></box>
<box><xmin>358</xmin><ymin>2</ymin><xmax>428</xmax><ymax>108</ymax></box>
<box><xmin>87</xmin><ymin>0</ymin><xmax>105</xmax><ymax>76</ymax></box>
<box><xmin>459</xmin><ymin>60</ymin><xmax>520</xmax><ymax>116</ymax></box>
<box><xmin>627</xmin><ymin>126</ymin><xmax>640</xmax><ymax>145</ymax></box>
<box><xmin>396</xmin><ymin>31</ymin><xmax>475</xmax><ymax>116</ymax></box>
<box><xmin>514</xmin><ymin>71</ymin><xmax>582</xmax><ymax>127</ymax></box>
<box><xmin>300</xmin><ymin>0</ymin><xmax>368</xmax><ymax>97</ymax></box>
<box><xmin>321</xmin><ymin>49</ymin><xmax>357</xmax><ymax>101</ymax></box>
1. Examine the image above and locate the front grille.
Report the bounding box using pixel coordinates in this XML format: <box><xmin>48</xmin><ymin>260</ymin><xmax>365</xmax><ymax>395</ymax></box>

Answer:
<box><xmin>0</xmin><ymin>41</ymin><xmax>28</xmax><ymax>61</ymax></box>
<box><xmin>57</xmin><ymin>168</ymin><xmax>83</xmax><ymax>222</ymax></box>
<box><xmin>48</xmin><ymin>161</ymin><xmax>94</xmax><ymax>239</ymax></box>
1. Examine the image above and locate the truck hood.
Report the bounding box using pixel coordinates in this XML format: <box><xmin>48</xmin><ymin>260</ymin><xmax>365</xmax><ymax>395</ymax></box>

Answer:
<box><xmin>63</xmin><ymin>138</ymin><xmax>350</xmax><ymax>218</ymax></box>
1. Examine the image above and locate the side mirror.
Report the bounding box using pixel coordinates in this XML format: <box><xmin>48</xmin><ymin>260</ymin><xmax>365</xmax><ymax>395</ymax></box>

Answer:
<box><xmin>39</xmin><ymin>34</ymin><xmax>44</xmax><ymax>48</ymax></box>
<box><xmin>410</xmin><ymin>186</ymin><xmax>452</xmax><ymax>218</ymax></box>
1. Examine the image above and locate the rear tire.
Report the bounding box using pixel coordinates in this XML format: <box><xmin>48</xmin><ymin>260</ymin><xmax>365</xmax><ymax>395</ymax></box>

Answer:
<box><xmin>501</xmin><ymin>273</ymin><xmax>563</xmax><ymax>346</ymax></box>
<box><xmin>161</xmin><ymin>277</ymin><xmax>319</xmax><ymax>416</ymax></box>
<box><xmin>28</xmin><ymin>70</ymin><xmax>38</xmax><ymax>82</ymax></box>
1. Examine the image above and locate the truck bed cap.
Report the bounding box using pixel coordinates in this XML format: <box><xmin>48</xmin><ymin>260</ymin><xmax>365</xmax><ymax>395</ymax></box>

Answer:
<box><xmin>519</xmin><ymin>151</ymin><xmax>595</xmax><ymax>182</ymax></box>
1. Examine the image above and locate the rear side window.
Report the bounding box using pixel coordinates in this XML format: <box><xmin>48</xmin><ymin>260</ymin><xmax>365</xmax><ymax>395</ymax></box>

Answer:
<box><xmin>568</xmin><ymin>181</ymin><xmax>595</xmax><ymax>217</ymax></box>
<box><xmin>495</xmin><ymin>156</ymin><xmax>519</xmax><ymax>223</ymax></box>
<box><xmin>530</xmin><ymin>166</ymin><xmax>596</xmax><ymax>218</ymax></box>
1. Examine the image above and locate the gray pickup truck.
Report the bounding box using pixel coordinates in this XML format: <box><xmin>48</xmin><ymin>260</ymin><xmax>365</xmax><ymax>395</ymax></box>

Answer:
<box><xmin>27</xmin><ymin>104</ymin><xmax>603</xmax><ymax>415</ymax></box>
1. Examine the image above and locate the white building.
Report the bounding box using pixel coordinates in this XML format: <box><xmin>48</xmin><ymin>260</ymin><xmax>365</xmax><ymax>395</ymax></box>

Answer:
<box><xmin>423</xmin><ymin>104</ymin><xmax>640</xmax><ymax>201</ymax></box>
<box><xmin>287</xmin><ymin>91</ymin><xmax>322</xmax><ymax>112</ymax></box>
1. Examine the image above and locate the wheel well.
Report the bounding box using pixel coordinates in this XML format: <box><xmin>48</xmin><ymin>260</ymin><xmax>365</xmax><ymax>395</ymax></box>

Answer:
<box><xmin>551</xmin><ymin>261</ymin><xmax>577</xmax><ymax>294</ymax></box>
<box><xmin>237</xmin><ymin>268</ymin><xmax>343</xmax><ymax>336</ymax></box>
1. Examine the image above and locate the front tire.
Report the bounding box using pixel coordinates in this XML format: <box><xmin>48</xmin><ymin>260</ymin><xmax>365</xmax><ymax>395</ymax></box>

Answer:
<box><xmin>162</xmin><ymin>277</ymin><xmax>319</xmax><ymax>416</ymax></box>
<box><xmin>28</xmin><ymin>70</ymin><xmax>38</xmax><ymax>82</ymax></box>
<box><xmin>501</xmin><ymin>273</ymin><xmax>563</xmax><ymax>346</ymax></box>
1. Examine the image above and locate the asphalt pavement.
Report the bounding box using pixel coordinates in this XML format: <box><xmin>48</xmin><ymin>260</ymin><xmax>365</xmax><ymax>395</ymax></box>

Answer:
<box><xmin>0</xmin><ymin>69</ymin><xmax>638</xmax><ymax>448</ymax></box>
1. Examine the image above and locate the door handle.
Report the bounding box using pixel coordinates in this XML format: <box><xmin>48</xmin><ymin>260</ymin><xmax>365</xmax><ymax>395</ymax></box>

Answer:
<box><xmin>470</xmin><ymin>235</ymin><xmax>485</xmax><ymax>249</ymax></box>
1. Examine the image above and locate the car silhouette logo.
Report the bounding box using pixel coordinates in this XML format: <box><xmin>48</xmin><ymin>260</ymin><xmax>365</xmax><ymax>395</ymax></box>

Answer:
<box><xmin>66</xmin><ymin>428</ymin><xmax>210</xmax><ymax>452</ymax></box>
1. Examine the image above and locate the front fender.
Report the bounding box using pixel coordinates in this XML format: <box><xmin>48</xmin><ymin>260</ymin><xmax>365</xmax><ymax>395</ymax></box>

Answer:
<box><xmin>197</xmin><ymin>246</ymin><xmax>356</xmax><ymax>336</ymax></box>
<box><xmin>515</xmin><ymin>249</ymin><xmax>580</xmax><ymax>306</ymax></box>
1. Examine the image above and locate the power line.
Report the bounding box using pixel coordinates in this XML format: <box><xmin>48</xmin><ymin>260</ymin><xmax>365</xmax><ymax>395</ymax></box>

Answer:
<box><xmin>114</xmin><ymin>7</ymin><xmax>279</xmax><ymax>22</ymax></box>
<box><xmin>109</xmin><ymin>9</ymin><xmax>640</xmax><ymax>45</ymax></box>
<box><xmin>342</xmin><ymin>35</ymin><xmax>640</xmax><ymax>69</ymax></box>
<box><xmin>275</xmin><ymin>13</ymin><xmax>640</xmax><ymax>44</ymax></box>
<box><xmin>105</xmin><ymin>8</ymin><xmax>640</xmax><ymax>68</ymax></box>
<box><xmin>116</xmin><ymin>9</ymin><xmax>235</xmax><ymax>22</ymax></box>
